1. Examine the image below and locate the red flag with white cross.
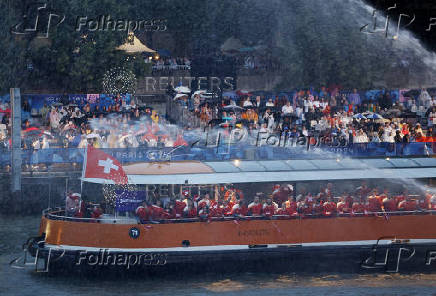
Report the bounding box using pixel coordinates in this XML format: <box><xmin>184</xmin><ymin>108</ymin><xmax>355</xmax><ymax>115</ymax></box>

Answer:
<box><xmin>83</xmin><ymin>146</ymin><xmax>128</xmax><ymax>184</ymax></box>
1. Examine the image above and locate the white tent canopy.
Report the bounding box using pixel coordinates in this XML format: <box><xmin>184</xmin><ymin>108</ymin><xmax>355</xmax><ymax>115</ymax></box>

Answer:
<box><xmin>116</xmin><ymin>34</ymin><xmax>156</xmax><ymax>54</ymax></box>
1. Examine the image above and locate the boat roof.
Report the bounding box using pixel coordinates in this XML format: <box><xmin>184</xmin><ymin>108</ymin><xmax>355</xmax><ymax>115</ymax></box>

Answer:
<box><xmin>82</xmin><ymin>157</ymin><xmax>436</xmax><ymax>185</ymax></box>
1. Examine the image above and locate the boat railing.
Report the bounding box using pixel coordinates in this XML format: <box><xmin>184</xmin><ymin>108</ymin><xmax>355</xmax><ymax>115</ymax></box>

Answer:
<box><xmin>43</xmin><ymin>208</ymin><xmax>436</xmax><ymax>224</ymax></box>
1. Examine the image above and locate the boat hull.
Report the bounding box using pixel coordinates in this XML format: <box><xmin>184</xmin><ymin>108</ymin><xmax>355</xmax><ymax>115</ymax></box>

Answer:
<box><xmin>30</xmin><ymin>242</ymin><xmax>436</xmax><ymax>274</ymax></box>
<box><xmin>30</xmin><ymin>213</ymin><xmax>436</xmax><ymax>274</ymax></box>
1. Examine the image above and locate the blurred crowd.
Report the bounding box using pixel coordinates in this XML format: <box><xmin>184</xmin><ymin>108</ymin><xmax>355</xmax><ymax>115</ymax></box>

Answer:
<box><xmin>184</xmin><ymin>88</ymin><xmax>436</xmax><ymax>144</ymax></box>
<box><xmin>150</xmin><ymin>57</ymin><xmax>191</xmax><ymax>74</ymax></box>
<box><xmin>0</xmin><ymin>96</ymin><xmax>189</xmax><ymax>151</ymax></box>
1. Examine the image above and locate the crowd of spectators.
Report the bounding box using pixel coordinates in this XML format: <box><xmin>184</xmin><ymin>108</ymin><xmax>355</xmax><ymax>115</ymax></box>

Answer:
<box><xmin>0</xmin><ymin>95</ymin><xmax>189</xmax><ymax>154</ymax></box>
<box><xmin>0</xmin><ymin>87</ymin><xmax>435</xmax><ymax>164</ymax></box>
<box><xmin>150</xmin><ymin>57</ymin><xmax>191</xmax><ymax>74</ymax></box>
<box><xmin>185</xmin><ymin>87</ymin><xmax>436</xmax><ymax>145</ymax></box>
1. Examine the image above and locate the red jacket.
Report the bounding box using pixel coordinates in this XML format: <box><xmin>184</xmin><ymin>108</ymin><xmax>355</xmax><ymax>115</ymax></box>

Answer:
<box><xmin>231</xmin><ymin>204</ymin><xmax>248</xmax><ymax>216</ymax></box>
<box><xmin>382</xmin><ymin>198</ymin><xmax>397</xmax><ymax>212</ymax></box>
<box><xmin>136</xmin><ymin>206</ymin><xmax>150</xmax><ymax>221</ymax></box>
<box><xmin>313</xmin><ymin>203</ymin><xmax>324</xmax><ymax>216</ymax></box>
<box><xmin>337</xmin><ymin>201</ymin><xmax>351</xmax><ymax>213</ymax></box>
<box><xmin>323</xmin><ymin>201</ymin><xmax>337</xmax><ymax>216</ymax></box>
<box><xmin>248</xmin><ymin>202</ymin><xmax>263</xmax><ymax>215</ymax></box>
<box><xmin>398</xmin><ymin>200</ymin><xmax>417</xmax><ymax>211</ymax></box>
<box><xmin>183</xmin><ymin>207</ymin><xmax>197</xmax><ymax>218</ymax></box>
<box><xmin>285</xmin><ymin>201</ymin><xmax>298</xmax><ymax>216</ymax></box>
<box><xmin>150</xmin><ymin>205</ymin><xmax>165</xmax><ymax>220</ymax></box>
<box><xmin>263</xmin><ymin>204</ymin><xmax>276</xmax><ymax>217</ymax></box>
<box><xmin>91</xmin><ymin>208</ymin><xmax>103</xmax><ymax>219</ymax></box>
<box><xmin>367</xmin><ymin>196</ymin><xmax>382</xmax><ymax>212</ymax></box>
<box><xmin>209</xmin><ymin>205</ymin><xmax>225</xmax><ymax>217</ymax></box>
<box><xmin>174</xmin><ymin>201</ymin><xmax>186</xmax><ymax>217</ymax></box>
<box><xmin>395</xmin><ymin>195</ymin><xmax>406</xmax><ymax>206</ymax></box>
<box><xmin>352</xmin><ymin>202</ymin><xmax>365</xmax><ymax>214</ymax></box>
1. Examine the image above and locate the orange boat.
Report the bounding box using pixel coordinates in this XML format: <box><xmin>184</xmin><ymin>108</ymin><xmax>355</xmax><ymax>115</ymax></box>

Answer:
<box><xmin>23</xmin><ymin>158</ymin><xmax>436</xmax><ymax>274</ymax></box>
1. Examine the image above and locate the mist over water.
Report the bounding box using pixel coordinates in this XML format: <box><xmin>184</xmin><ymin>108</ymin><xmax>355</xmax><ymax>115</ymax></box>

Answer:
<box><xmin>262</xmin><ymin>0</ymin><xmax>436</xmax><ymax>87</ymax></box>
<box><xmin>348</xmin><ymin>0</ymin><xmax>436</xmax><ymax>69</ymax></box>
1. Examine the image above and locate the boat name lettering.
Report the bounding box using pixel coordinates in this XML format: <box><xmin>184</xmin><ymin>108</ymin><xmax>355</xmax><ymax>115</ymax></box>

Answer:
<box><xmin>238</xmin><ymin>229</ymin><xmax>269</xmax><ymax>236</ymax></box>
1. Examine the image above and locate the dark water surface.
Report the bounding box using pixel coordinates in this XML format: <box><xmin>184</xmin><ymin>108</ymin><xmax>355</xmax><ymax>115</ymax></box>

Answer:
<box><xmin>1</xmin><ymin>215</ymin><xmax>436</xmax><ymax>296</ymax></box>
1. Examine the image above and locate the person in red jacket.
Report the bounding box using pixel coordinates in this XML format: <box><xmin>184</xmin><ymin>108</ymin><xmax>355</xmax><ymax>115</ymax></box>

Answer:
<box><xmin>345</xmin><ymin>193</ymin><xmax>354</xmax><ymax>209</ymax></box>
<box><xmin>418</xmin><ymin>195</ymin><xmax>429</xmax><ymax>210</ymax></box>
<box><xmin>136</xmin><ymin>201</ymin><xmax>151</xmax><ymax>222</ymax></box>
<box><xmin>223</xmin><ymin>199</ymin><xmax>234</xmax><ymax>215</ymax></box>
<box><xmin>352</xmin><ymin>199</ymin><xmax>366</xmax><ymax>215</ymax></box>
<box><xmin>183</xmin><ymin>199</ymin><xmax>197</xmax><ymax>218</ymax></box>
<box><xmin>91</xmin><ymin>205</ymin><xmax>103</xmax><ymax>219</ymax></box>
<box><xmin>323</xmin><ymin>198</ymin><xmax>337</xmax><ymax>217</ymax></box>
<box><xmin>150</xmin><ymin>200</ymin><xmax>166</xmax><ymax>220</ymax></box>
<box><xmin>313</xmin><ymin>199</ymin><xmax>324</xmax><ymax>216</ymax></box>
<box><xmin>382</xmin><ymin>195</ymin><xmax>397</xmax><ymax>212</ymax></box>
<box><xmin>284</xmin><ymin>196</ymin><xmax>298</xmax><ymax>216</ymax></box>
<box><xmin>367</xmin><ymin>190</ymin><xmax>382</xmax><ymax>213</ymax></box>
<box><xmin>337</xmin><ymin>196</ymin><xmax>351</xmax><ymax>215</ymax></box>
<box><xmin>210</xmin><ymin>199</ymin><xmax>225</xmax><ymax>217</ymax></box>
<box><xmin>230</xmin><ymin>200</ymin><xmax>248</xmax><ymax>217</ymax></box>
<box><xmin>197</xmin><ymin>194</ymin><xmax>211</xmax><ymax>212</ymax></box>
<box><xmin>262</xmin><ymin>198</ymin><xmax>276</xmax><ymax>218</ymax></box>
<box><xmin>248</xmin><ymin>196</ymin><xmax>263</xmax><ymax>216</ymax></box>
<box><xmin>163</xmin><ymin>202</ymin><xmax>177</xmax><ymax>219</ymax></box>
<box><xmin>395</xmin><ymin>191</ymin><xmax>407</xmax><ymax>207</ymax></box>
<box><xmin>297</xmin><ymin>195</ymin><xmax>313</xmax><ymax>216</ymax></box>
<box><xmin>174</xmin><ymin>198</ymin><xmax>186</xmax><ymax>218</ymax></box>
<box><xmin>398</xmin><ymin>197</ymin><xmax>418</xmax><ymax>211</ymax></box>
<box><xmin>277</xmin><ymin>202</ymin><xmax>288</xmax><ymax>216</ymax></box>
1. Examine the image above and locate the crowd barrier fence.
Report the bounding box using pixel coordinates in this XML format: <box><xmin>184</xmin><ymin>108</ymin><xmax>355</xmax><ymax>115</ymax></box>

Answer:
<box><xmin>0</xmin><ymin>142</ymin><xmax>434</xmax><ymax>166</ymax></box>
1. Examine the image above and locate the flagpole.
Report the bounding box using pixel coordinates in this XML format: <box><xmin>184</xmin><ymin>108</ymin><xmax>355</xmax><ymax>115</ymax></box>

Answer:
<box><xmin>81</xmin><ymin>143</ymin><xmax>88</xmax><ymax>195</ymax></box>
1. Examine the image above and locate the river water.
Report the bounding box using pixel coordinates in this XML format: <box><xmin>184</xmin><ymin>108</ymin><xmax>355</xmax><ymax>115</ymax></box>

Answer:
<box><xmin>1</xmin><ymin>215</ymin><xmax>436</xmax><ymax>296</ymax></box>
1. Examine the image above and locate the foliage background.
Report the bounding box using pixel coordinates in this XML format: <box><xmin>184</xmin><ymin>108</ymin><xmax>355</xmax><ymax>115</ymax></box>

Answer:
<box><xmin>0</xmin><ymin>0</ymin><xmax>433</xmax><ymax>93</ymax></box>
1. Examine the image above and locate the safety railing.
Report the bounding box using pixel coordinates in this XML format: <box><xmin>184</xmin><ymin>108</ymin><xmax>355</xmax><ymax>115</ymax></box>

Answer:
<box><xmin>1</xmin><ymin>142</ymin><xmax>435</xmax><ymax>167</ymax></box>
<box><xmin>43</xmin><ymin>208</ymin><xmax>436</xmax><ymax>224</ymax></box>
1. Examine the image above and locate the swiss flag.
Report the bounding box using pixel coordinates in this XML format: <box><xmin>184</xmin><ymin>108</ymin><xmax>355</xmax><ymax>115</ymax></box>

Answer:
<box><xmin>83</xmin><ymin>146</ymin><xmax>128</xmax><ymax>184</ymax></box>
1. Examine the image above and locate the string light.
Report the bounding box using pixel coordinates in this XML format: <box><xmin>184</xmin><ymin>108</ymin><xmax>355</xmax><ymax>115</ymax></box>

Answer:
<box><xmin>102</xmin><ymin>183</ymin><xmax>139</xmax><ymax>207</ymax></box>
<box><xmin>102</xmin><ymin>66</ymin><xmax>137</xmax><ymax>95</ymax></box>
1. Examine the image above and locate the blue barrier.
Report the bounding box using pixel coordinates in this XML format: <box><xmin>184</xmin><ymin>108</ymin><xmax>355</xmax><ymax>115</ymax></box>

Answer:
<box><xmin>0</xmin><ymin>142</ymin><xmax>434</xmax><ymax>166</ymax></box>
